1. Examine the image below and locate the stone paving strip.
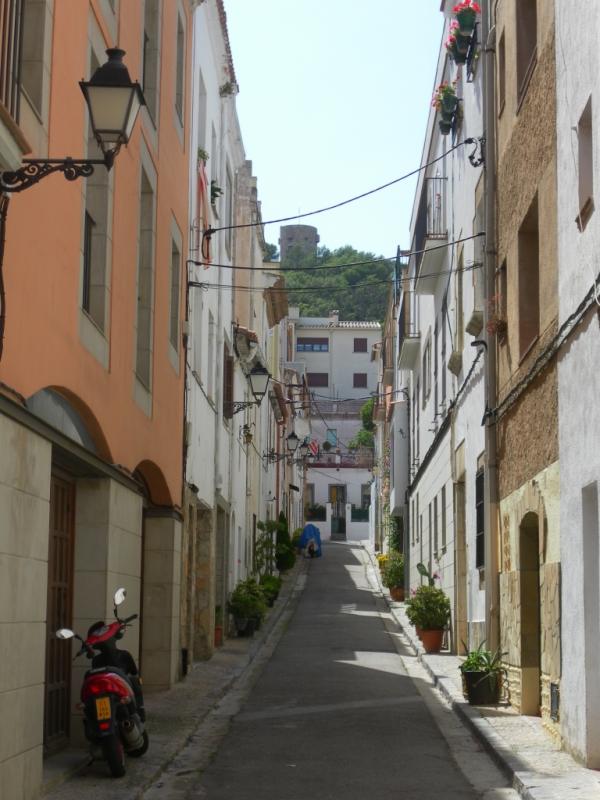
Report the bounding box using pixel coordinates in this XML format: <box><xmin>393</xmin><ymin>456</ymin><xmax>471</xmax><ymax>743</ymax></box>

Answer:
<box><xmin>361</xmin><ymin>544</ymin><xmax>600</xmax><ymax>800</ymax></box>
<box><xmin>42</xmin><ymin>559</ymin><xmax>308</xmax><ymax>800</ymax></box>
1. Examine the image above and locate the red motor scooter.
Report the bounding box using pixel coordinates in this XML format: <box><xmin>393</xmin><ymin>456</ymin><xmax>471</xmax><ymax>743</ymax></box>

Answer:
<box><xmin>56</xmin><ymin>588</ymin><xmax>148</xmax><ymax>778</ymax></box>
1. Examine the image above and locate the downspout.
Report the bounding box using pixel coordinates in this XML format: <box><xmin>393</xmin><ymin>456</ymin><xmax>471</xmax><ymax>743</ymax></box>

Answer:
<box><xmin>482</xmin><ymin>0</ymin><xmax>500</xmax><ymax>650</ymax></box>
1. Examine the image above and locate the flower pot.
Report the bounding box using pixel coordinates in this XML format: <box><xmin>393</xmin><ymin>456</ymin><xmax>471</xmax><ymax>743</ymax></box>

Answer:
<box><xmin>441</xmin><ymin>94</ymin><xmax>458</xmax><ymax>115</ymax></box>
<box><xmin>439</xmin><ymin>119</ymin><xmax>453</xmax><ymax>136</ymax></box>
<box><xmin>420</xmin><ymin>628</ymin><xmax>445</xmax><ymax>653</ymax></box>
<box><xmin>415</xmin><ymin>626</ymin><xmax>423</xmax><ymax>640</ymax></box>
<box><xmin>463</xmin><ymin>671</ymin><xmax>501</xmax><ymax>705</ymax></box>
<box><xmin>455</xmin><ymin>33</ymin><xmax>471</xmax><ymax>54</ymax></box>
<box><xmin>390</xmin><ymin>586</ymin><xmax>405</xmax><ymax>602</ymax></box>
<box><xmin>456</xmin><ymin>11</ymin><xmax>476</xmax><ymax>36</ymax></box>
<box><xmin>234</xmin><ymin>617</ymin><xmax>255</xmax><ymax>637</ymax></box>
<box><xmin>449</xmin><ymin>44</ymin><xmax>468</xmax><ymax>65</ymax></box>
<box><xmin>214</xmin><ymin>624</ymin><xmax>223</xmax><ymax>647</ymax></box>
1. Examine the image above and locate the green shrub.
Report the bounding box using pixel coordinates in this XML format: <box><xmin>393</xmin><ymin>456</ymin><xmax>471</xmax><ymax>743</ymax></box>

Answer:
<box><xmin>405</xmin><ymin>585</ymin><xmax>450</xmax><ymax>630</ymax></box>
<box><xmin>382</xmin><ymin>552</ymin><xmax>404</xmax><ymax>589</ymax></box>
<box><xmin>260</xmin><ymin>574</ymin><xmax>282</xmax><ymax>604</ymax></box>
<box><xmin>227</xmin><ymin>578</ymin><xmax>267</xmax><ymax>620</ymax></box>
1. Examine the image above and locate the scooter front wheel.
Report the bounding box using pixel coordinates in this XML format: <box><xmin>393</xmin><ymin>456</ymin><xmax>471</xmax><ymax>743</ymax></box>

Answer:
<box><xmin>101</xmin><ymin>735</ymin><xmax>126</xmax><ymax>777</ymax></box>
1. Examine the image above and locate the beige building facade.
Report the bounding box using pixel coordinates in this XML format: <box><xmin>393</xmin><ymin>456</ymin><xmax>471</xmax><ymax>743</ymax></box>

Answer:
<box><xmin>494</xmin><ymin>0</ymin><xmax>560</xmax><ymax>729</ymax></box>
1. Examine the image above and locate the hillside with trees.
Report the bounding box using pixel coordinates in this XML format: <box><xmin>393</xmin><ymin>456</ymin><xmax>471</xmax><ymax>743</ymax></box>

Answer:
<box><xmin>280</xmin><ymin>244</ymin><xmax>393</xmax><ymax>322</ymax></box>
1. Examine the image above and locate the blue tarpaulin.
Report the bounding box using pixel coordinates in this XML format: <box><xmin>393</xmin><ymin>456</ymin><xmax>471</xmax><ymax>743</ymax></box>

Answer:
<box><xmin>299</xmin><ymin>523</ymin><xmax>322</xmax><ymax>557</ymax></box>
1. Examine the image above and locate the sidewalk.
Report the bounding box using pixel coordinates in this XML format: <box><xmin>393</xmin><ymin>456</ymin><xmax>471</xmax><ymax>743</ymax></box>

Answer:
<box><xmin>362</xmin><ymin>545</ymin><xmax>600</xmax><ymax>800</ymax></box>
<box><xmin>43</xmin><ymin>559</ymin><xmax>308</xmax><ymax>800</ymax></box>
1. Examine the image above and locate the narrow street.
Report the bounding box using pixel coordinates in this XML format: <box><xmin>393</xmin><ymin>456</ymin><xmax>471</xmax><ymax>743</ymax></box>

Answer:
<box><xmin>145</xmin><ymin>543</ymin><xmax>514</xmax><ymax>800</ymax></box>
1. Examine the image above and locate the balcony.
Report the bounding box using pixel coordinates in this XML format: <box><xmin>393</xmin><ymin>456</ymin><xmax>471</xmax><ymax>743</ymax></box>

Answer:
<box><xmin>398</xmin><ymin>291</ymin><xmax>420</xmax><ymax>370</ymax></box>
<box><xmin>413</xmin><ymin>176</ymin><xmax>448</xmax><ymax>294</ymax></box>
<box><xmin>308</xmin><ymin>450</ymin><xmax>374</xmax><ymax>470</ymax></box>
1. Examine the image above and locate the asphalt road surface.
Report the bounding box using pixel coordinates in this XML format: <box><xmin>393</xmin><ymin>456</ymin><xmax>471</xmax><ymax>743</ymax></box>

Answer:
<box><xmin>188</xmin><ymin>543</ymin><xmax>486</xmax><ymax>800</ymax></box>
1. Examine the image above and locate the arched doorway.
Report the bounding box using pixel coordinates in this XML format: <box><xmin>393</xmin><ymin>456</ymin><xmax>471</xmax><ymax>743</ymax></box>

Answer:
<box><xmin>519</xmin><ymin>512</ymin><xmax>541</xmax><ymax>715</ymax></box>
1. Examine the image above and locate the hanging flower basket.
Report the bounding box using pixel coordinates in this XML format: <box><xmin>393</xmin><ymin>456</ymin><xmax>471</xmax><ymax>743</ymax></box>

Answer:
<box><xmin>453</xmin><ymin>0</ymin><xmax>481</xmax><ymax>36</ymax></box>
<box><xmin>446</xmin><ymin>35</ymin><xmax>468</xmax><ymax>65</ymax></box>
<box><xmin>439</xmin><ymin>119</ymin><xmax>453</xmax><ymax>136</ymax></box>
<box><xmin>432</xmin><ymin>81</ymin><xmax>458</xmax><ymax>134</ymax></box>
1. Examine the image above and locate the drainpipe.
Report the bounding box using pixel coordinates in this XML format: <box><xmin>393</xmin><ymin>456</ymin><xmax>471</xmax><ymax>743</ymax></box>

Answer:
<box><xmin>482</xmin><ymin>0</ymin><xmax>500</xmax><ymax>650</ymax></box>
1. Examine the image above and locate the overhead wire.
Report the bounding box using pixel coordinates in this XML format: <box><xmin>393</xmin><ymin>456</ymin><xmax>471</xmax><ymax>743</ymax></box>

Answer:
<box><xmin>202</xmin><ymin>139</ymin><xmax>477</xmax><ymax>238</ymax></box>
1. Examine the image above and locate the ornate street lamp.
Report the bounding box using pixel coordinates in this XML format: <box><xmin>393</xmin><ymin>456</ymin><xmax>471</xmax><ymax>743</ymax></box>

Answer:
<box><xmin>1</xmin><ymin>49</ymin><xmax>145</xmax><ymax>192</ymax></box>
<box><xmin>232</xmin><ymin>363</ymin><xmax>271</xmax><ymax>415</ymax></box>
<box><xmin>286</xmin><ymin>431</ymin><xmax>300</xmax><ymax>453</ymax></box>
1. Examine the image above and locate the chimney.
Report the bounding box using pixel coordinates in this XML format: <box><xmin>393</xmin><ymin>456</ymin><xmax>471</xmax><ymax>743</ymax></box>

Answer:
<box><xmin>328</xmin><ymin>310</ymin><xmax>339</xmax><ymax>324</ymax></box>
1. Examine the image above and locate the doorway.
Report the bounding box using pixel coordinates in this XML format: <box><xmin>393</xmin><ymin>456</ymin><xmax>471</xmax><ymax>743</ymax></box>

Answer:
<box><xmin>329</xmin><ymin>485</ymin><xmax>346</xmax><ymax>538</ymax></box>
<box><xmin>519</xmin><ymin>512</ymin><xmax>541</xmax><ymax>715</ymax></box>
<box><xmin>44</xmin><ymin>474</ymin><xmax>75</xmax><ymax>755</ymax></box>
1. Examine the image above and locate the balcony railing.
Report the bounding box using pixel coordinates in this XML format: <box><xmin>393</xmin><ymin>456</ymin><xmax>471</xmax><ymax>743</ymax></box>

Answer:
<box><xmin>398</xmin><ymin>290</ymin><xmax>420</xmax><ymax>369</ymax></box>
<box><xmin>0</xmin><ymin>0</ymin><xmax>23</xmax><ymax>121</ymax></box>
<box><xmin>308</xmin><ymin>450</ymin><xmax>374</xmax><ymax>469</ymax></box>
<box><xmin>412</xmin><ymin>176</ymin><xmax>448</xmax><ymax>294</ymax></box>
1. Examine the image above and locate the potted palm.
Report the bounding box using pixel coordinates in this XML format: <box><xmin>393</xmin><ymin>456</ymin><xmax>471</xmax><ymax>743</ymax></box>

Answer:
<box><xmin>405</xmin><ymin>585</ymin><xmax>450</xmax><ymax>653</ymax></box>
<box><xmin>459</xmin><ymin>643</ymin><xmax>506</xmax><ymax>704</ymax></box>
<box><xmin>382</xmin><ymin>552</ymin><xmax>405</xmax><ymax>601</ymax></box>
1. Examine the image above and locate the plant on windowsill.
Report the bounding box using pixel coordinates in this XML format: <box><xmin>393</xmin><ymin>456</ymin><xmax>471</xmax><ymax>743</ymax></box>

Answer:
<box><xmin>459</xmin><ymin>641</ymin><xmax>506</xmax><ymax>705</ymax></box>
<box><xmin>210</xmin><ymin>180</ymin><xmax>223</xmax><ymax>206</ymax></box>
<box><xmin>485</xmin><ymin>294</ymin><xmax>507</xmax><ymax>337</ymax></box>
<box><xmin>452</xmin><ymin>0</ymin><xmax>481</xmax><ymax>36</ymax></box>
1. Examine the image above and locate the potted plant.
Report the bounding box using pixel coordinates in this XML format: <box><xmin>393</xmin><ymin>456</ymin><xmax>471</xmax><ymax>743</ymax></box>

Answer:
<box><xmin>210</xmin><ymin>180</ymin><xmax>223</xmax><ymax>205</ymax></box>
<box><xmin>445</xmin><ymin>31</ymin><xmax>468</xmax><ymax>65</ymax></box>
<box><xmin>382</xmin><ymin>552</ymin><xmax>405</xmax><ymax>601</ymax></box>
<box><xmin>486</xmin><ymin>293</ymin><xmax>507</xmax><ymax>337</ymax></box>
<box><xmin>405</xmin><ymin>585</ymin><xmax>450</xmax><ymax>653</ymax></box>
<box><xmin>452</xmin><ymin>0</ymin><xmax>481</xmax><ymax>36</ymax></box>
<box><xmin>259</xmin><ymin>574</ymin><xmax>282</xmax><ymax>607</ymax></box>
<box><xmin>376</xmin><ymin>553</ymin><xmax>389</xmax><ymax>573</ymax></box>
<box><xmin>227</xmin><ymin>579</ymin><xmax>266</xmax><ymax>637</ymax></box>
<box><xmin>432</xmin><ymin>81</ymin><xmax>459</xmax><ymax>120</ymax></box>
<box><xmin>459</xmin><ymin>643</ymin><xmax>506</xmax><ymax>704</ymax></box>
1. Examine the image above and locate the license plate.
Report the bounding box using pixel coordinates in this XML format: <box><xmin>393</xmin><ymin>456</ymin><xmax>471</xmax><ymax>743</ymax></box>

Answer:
<box><xmin>95</xmin><ymin>697</ymin><xmax>111</xmax><ymax>721</ymax></box>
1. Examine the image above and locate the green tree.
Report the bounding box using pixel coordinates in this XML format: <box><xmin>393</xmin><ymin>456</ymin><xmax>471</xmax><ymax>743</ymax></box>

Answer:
<box><xmin>282</xmin><ymin>245</ymin><xmax>392</xmax><ymax>322</ymax></box>
<box><xmin>263</xmin><ymin>242</ymin><xmax>279</xmax><ymax>261</ymax></box>
<box><xmin>360</xmin><ymin>397</ymin><xmax>375</xmax><ymax>432</ymax></box>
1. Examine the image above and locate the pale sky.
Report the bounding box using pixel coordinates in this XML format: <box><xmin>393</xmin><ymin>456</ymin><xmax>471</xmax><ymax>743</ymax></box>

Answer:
<box><xmin>225</xmin><ymin>1</ymin><xmax>444</xmax><ymax>258</ymax></box>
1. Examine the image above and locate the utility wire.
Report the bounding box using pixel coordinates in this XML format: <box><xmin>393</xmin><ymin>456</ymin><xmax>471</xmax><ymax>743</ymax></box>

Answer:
<box><xmin>188</xmin><ymin>259</ymin><xmax>482</xmax><ymax>294</ymax></box>
<box><xmin>203</xmin><ymin>139</ymin><xmax>476</xmax><ymax>236</ymax></box>
<box><xmin>190</xmin><ymin>233</ymin><xmax>484</xmax><ymax>273</ymax></box>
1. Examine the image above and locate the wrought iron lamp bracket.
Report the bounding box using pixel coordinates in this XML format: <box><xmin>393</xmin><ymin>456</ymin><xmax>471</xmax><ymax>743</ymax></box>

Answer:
<box><xmin>0</xmin><ymin>153</ymin><xmax>115</xmax><ymax>193</ymax></box>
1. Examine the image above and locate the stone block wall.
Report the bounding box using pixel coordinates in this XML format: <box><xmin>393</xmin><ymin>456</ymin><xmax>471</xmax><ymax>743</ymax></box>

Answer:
<box><xmin>0</xmin><ymin>414</ymin><xmax>52</xmax><ymax>800</ymax></box>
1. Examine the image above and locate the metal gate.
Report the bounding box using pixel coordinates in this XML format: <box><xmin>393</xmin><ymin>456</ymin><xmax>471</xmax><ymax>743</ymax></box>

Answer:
<box><xmin>44</xmin><ymin>474</ymin><xmax>75</xmax><ymax>754</ymax></box>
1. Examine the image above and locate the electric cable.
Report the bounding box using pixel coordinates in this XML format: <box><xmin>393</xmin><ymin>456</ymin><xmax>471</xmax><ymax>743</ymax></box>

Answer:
<box><xmin>189</xmin><ymin>233</ymin><xmax>484</xmax><ymax>273</ymax></box>
<box><xmin>202</xmin><ymin>139</ymin><xmax>477</xmax><ymax>240</ymax></box>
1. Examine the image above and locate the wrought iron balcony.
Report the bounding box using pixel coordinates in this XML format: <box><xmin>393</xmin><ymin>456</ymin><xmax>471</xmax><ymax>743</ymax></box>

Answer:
<box><xmin>412</xmin><ymin>176</ymin><xmax>448</xmax><ymax>294</ymax></box>
<box><xmin>398</xmin><ymin>291</ymin><xmax>420</xmax><ymax>369</ymax></box>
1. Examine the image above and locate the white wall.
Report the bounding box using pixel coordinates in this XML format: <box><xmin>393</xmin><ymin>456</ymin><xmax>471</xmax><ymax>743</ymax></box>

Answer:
<box><xmin>555</xmin><ymin>0</ymin><xmax>600</xmax><ymax>767</ymax></box>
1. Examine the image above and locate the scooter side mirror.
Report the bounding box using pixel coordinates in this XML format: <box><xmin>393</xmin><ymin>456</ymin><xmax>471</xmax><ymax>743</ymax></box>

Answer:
<box><xmin>56</xmin><ymin>628</ymin><xmax>75</xmax><ymax>640</ymax></box>
<box><xmin>114</xmin><ymin>587</ymin><xmax>127</xmax><ymax>607</ymax></box>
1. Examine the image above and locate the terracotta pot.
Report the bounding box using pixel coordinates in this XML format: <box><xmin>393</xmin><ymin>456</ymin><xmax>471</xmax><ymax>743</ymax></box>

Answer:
<box><xmin>420</xmin><ymin>628</ymin><xmax>444</xmax><ymax>653</ymax></box>
<box><xmin>390</xmin><ymin>586</ymin><xmax>405</xmax><ymax>602</ymax></box>
<box><xmin>463</xmin><ymin>671</ymin><xmax>501</xmax><ymax>705</ymax></box>
<box><xmin>415</xmin><ymin>626</ymin><xmax>423</xmax><ymax>640</ymax></box>
<box><xmin>214</xmin><ymin>624</ymin><xmax>223</xmax><ymax>648</ymax></box>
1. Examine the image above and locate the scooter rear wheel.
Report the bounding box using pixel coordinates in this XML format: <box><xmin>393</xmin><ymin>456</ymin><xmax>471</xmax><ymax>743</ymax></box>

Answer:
<box><xmin>128</xmin><ymin>729</ymin><xmax>149</xmax><ymax>757</ymax></box>
<box><xmin>101</xmin><ymin>735</ymin><xmax>126</xmax><ymax>777</ymax></box>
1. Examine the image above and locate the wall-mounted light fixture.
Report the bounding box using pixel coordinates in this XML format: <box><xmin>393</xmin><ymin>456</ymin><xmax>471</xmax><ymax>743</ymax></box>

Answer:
<box><xmin>0</xmin><ymin>49</ymin><xmax>145</xmax><ymax>192</ymax></box>
<box><xmin>232</xmin><ymin>363</ymin><xmax>271</xmax><ymax>415</ymax></box>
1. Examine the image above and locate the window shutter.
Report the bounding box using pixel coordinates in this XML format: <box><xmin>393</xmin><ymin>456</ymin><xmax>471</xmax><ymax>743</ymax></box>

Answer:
<box><xmin>223</xmin><ymin>344</ymin><xmax>234</xmax><ymax>419</ymax></box>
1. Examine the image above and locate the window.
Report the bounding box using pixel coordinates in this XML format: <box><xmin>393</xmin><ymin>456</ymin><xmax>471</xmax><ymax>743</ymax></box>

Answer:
<box><xmin>361</xmin><ymin>484</ymin><xmax>371</xmax><ymax>509</ymax></box>
<box><xmin>577</xmin><ymin>98</ymin><xmax>594</xmax><ymax>231</ymax></box>
<box><xmin>433</xmin><ymin>321</ymin><xmax>439</xmax><ymax>413</ymax></box>
<box><xmin>456</xmin><ymin>250</ymin><xmax>464</xmax><ymax>353</ymax></box>
<box><xmin>518</xmin><ymin>195</ymin><xmax>539</xmax><ymax>357</ymax></box>
<box><xmin>433</xmin><ymin>495</ymin><xmax>438</xmax><ymax>556</ymax></box>
<box><xmin>326</xmin><ymin>429</ymin><xmax>337</xmax><ymax>446</ymax></box>
<box><xmin>192</xmin><ymin>289</ymin><xmax>202</xmax><ymax>377</ymax></box>
<box><xmin>207</xmin><ymin>310</ymin><xmax>215</xmax><ymax>399</ymax></box>
<box><xmin>422</xmin><ymin>338</ymin><xmax>431</xmax><ymax>407</ymax></box>
<box><xmin>169</xmin><ymin>237</ymin><xmax>181</xmax><ymax>351</ymax></box>
<box><xmin>20</xmin><ymin>0</ymin><xmax>50</xmax><ymax>118</ymax></box>
<box><xmin>297</xmin><ymin>337</ymin><xmax>329</xmax><ymax>352</ymax></box>
<box><xmin>411</xmin><ymin>499</ymin><xmax>415</xmax><ymax>546</ymax></box>
<box><xmin>428</xmin><ymin>502</ymin><xmax>432</xmax><ymax>571</ymax></box>
<box><xmin>441</xmin><ymin>485</ymin><xmax>447</xmax><ymax>552</ymax></box>
<box><xmin>175</xmin><ymin>12</ymin><xmax>185</xmax><ymax>123</ymax></box>
<box><xmin>516</xmin><ymin>0</ymin><xmax>537</xmax><ymax>104</ymax></box>
<box><xmin>225</xmin><ymin>167</ymin><xmax>233</xmax><ymax>255</ymax></box>
<box><xmin>136</xmin><ymin>168</ymin><xmax>156</xmax><ymax>388</ymax></box>
<box><xmin>82</xmin><ymin>52</ymin><xmax>110</xmax><ymax>333</ymax></box>
<box><xmin>82</xmin><ymin>211</ymin><xmax>95</xmax><ymax>315</ymax></box>
<box><xmin>441</xmin><ymin>295</ymin><xmax>447</xmax><ymax>403</ymax></box>
<box><xmin>223</xmin><ymin>342</ymin><xmax>233</xmax><ymax>419</ymax></box>
<box><xmin>353</xmin><ymin>373</ymin><xmax>367</xmax><ymax>388</ymax></box>
<box><xmin>475</xmin><ymin>468</ymin><xmax>485</xmax><ymax>568</ymax></box>
<box><xmin>307</xmin><ymin>372</ymin><xmax>328</xmax><ymax>387</ymax></box>
<box><xmin>415</xmin><ymin>379</ymin><xmax>420</xmax><ymax>459</ymax></box>
<box><xmin>498</xmin><ymin>30</ymin><xmax>506</xmax><ymax>114</ymax></box>
<box><xmin>306</xmin><ymin>484</ymin><xmax>315</xmax><ymax>506</ymax></box>
<box><xmin>142</xmin><ymin>0</ymin><xmax>160</xmax><ymax>123</ymax></box>
<box><xmin>498</xmin><ymin>259</ymin><xmax>508</xmax><ymax>327</ymax></box>
<box><xmin>354</xmin><ymin>337</ymin><xmax>368</xmax><ymax>352</ymax></box>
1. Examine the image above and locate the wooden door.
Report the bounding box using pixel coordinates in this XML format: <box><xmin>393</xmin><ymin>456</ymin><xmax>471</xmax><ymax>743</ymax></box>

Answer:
<box><xmin>44</xmin><ymin>475</ymin><xmax>75</xmax><ymax>754</ymax></box>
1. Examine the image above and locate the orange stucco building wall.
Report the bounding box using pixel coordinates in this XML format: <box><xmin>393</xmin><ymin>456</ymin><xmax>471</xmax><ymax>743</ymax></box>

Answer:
<box><xmin>0</xmin><ymin>1</ymin><xmax>192</xmax><ymax>507</ymax></box>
